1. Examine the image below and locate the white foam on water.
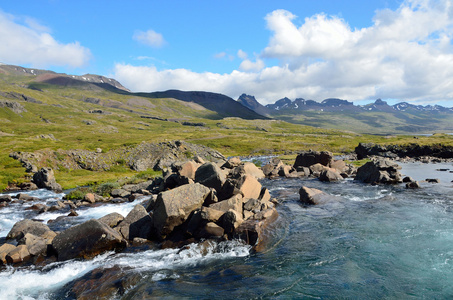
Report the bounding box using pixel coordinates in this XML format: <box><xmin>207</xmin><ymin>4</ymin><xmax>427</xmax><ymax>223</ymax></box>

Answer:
<box><xmin>0</xmin><ymin>252</ymin><xmax>113</xmax><ymax>300</ymax></box>
<box><xmin>75</xmin><ymin>200</ymin><xmax>143</xmax><ymax>221</ymax></box>
<box><xmin>112</xmin><ymin>240</ymin><xmax>251</xmax><ymax>274</ymax></box>
<box><xmin>0</xmin><ymin>240</ymin><xmax>250</xmax><ymax>299</ymax></box>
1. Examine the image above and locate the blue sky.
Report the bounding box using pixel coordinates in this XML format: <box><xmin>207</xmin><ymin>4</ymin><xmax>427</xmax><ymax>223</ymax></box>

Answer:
<box><xmin>1</xmin><ymin>0</ymin><xmax>453</xmax><ymax>107</ymax></box>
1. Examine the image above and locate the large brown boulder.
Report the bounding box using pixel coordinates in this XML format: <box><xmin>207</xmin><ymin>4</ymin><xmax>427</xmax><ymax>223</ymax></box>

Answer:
<box><xmin>52</xmin><ymin>219</ymin><xmax>126</xmax><ymax>261</ymax></box>
<box><xmin>175</xmin><ymin>160</ymin><xmax>198</xmax><ymax>180</ymax></box>
<box><xmin>20</xmin><ymin>233</ymin><xmax>49</xmax><ymax>256</ymax></box>
<box><xmin>116</xmin><ymin>205</ymin><xmax>153</xmax><ymax>240</ymax></box>
<box><xmin>32</xmin><ymin>167</ymin><xmax>62</xmax><ymax>193</ymax></box>
<box><xmin>293</xmin><ymin>150</ymin><xmax>333</xmax><ymax>169</ymax></box>
<box><xmin>5</xmin><ymin>245</ymin><xmax>31</xmax><ymax>264</ymax></box>
<box><xmin>0</xmin><ymin>243</ymin><xmax>16</xmax><ymax>264</ymax></box>
<box><xmin>7</xmin><ymin>219</ymin><xmax>52</xmax><ymax>240</ymax></box>
<box><xmin>220</xmin><ymin>175</ymin><xmax>262</xmax><ymax>200</ymax></box>
<box><xmin>152</xmin><ymin>183</ymin><xmax>211</xmax><ymax>238</ymax></box>
<box><xmin>355</xmin><ymin>158</ymin><xmax>402</xmax><ymax>184</ymax></box>
<box><xmin>319</xmin><ymin>169</ymin><xmax>344</xmax><ymax>182</ymax></box>
<box><xmin>209</xmin><ymin>194</ymin><xmax>243</xmax><ymax>215</ymax></box>
<box><xmin>98</xmin><ymin>212</ymin><xmax>125</xmax><ymax>228</ymax></box>
<box><xmin>195</xmin><ymin>162</ymin><xmax>226</xmax><ymax>192</ymax></box>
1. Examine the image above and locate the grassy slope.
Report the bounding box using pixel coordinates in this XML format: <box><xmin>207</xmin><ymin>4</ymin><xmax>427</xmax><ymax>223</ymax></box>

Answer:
<box><xmin>1</xmin><ymin>73</ymin><xmax>452</xmax><ymax>190</ymax></box>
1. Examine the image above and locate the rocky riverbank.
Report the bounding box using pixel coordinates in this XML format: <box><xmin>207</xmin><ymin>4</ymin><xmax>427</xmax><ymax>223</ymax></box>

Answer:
<box><xmin>1</xmin><ymin>141</ymin><xmax>450</xmax><ymax>270</ymax></box>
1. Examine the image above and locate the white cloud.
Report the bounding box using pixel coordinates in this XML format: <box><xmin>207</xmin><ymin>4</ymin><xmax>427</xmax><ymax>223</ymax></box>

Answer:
<box><xmin>237</xmin><ymin>49</ymin><xmax>248</xmax><ymax>60</ymax></box>
<box><xmin>0</xmin><ymin>10</ymin><xmax>91</xmax><ymax>68</ymax></box>
<box><xmin>239</xmin><ymin>58</ymin><xmax>265</xmax><ymax>72</ymax></box>
<box><xmin>113</xmin><ymin>0</ymin><xmax>453</xmax><ymax>106</ymax></box>
<box><xmin>133</xmin><ymin>29</ymin><xmax>166</xmax><ymax>48</ymax></box>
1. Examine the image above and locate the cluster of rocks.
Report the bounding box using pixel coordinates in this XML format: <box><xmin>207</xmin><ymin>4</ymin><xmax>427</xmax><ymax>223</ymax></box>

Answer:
<box><xmin>0</xmin><ymin>157</ymin><xmax>279</xmax><ymax>266</ymax></box>
<box><xmin>0</xmin><ymin>220</ymin><xmax>56</xmax><ymax>265</ymax></box>
<box><xmin>262</xmin><ymin>150</ymin><xmax>355</xmax><ymax>181</ymax></box>
<box><xmin>355</xmin><ymin>142</ymin><xmax>453</xmax><ymax>162</ymax></box>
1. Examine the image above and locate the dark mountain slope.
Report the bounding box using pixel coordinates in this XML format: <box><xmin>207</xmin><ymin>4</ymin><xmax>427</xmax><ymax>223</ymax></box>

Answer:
<box><xmin>237</xmin><ymin>94</ymin><xmax>271</xmax><ymax>116</ymax></box>
<box><xmin>141</xmin><ymin>90</ymin><xmax>268</xmax><ymax>120</ymax></box>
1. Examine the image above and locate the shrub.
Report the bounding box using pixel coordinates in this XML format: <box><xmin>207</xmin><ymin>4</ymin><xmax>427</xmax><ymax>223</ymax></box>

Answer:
<box><xmin>65</xmin><ymin>187</ymin><xmax>92</xmax><ymax>200</ymax></box>
<box><xmin>95</xmin><ymin>181</ymin><xmax>120</xmax><ymax>197</ymax></box>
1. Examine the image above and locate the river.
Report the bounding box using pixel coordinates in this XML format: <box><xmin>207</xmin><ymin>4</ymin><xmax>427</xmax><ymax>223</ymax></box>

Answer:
<box><xmin>0</xmin><ymin>162</ymin><xmax>452</xmax><ymax>299</ymax></box>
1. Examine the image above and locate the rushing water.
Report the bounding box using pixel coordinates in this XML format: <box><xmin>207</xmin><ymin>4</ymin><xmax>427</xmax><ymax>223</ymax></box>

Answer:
<box><xmin>0</xmin><ymin>162</ymin><xmax>452</xmax><ymax>299</ymax></box>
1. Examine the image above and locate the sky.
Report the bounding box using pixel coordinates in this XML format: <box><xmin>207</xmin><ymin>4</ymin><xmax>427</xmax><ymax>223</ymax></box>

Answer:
<box><xmin>1</xmin><ymin>0</ymin><xmax>453</xmax><ymax>107</ymax></box>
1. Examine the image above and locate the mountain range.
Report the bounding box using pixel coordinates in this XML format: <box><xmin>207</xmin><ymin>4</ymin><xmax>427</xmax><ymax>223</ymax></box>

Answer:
<box><xmin>237</xmin><ymin>94</ymin><xmax>453</xmax><ymax>134</ymax></box>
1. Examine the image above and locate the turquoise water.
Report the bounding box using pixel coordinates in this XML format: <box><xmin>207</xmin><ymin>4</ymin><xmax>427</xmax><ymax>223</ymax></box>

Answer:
<box><xmin>1</xmin><ymin>162</ymin><xmax>453</xmax><ymax>299</ymax></box>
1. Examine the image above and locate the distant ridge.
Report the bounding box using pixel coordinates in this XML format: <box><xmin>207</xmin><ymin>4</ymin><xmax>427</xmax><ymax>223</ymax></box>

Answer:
<box><xmin>0</xmin><ymin>64</ymin><xmax>129</xmax><ymax>92</ymax></box>
<box><xmin>237</xmin><ymin>94</ymin><xmax>453</xmax><ymax>134</ymax></box>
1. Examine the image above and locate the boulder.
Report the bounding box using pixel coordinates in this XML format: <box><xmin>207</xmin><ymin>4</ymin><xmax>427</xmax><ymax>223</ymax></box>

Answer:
<box><xmin>406</xmin><ymin>181</ymin><xmax>421</xmax><ymax>189</ymax></box>
<box><xmin>309</xmin><ymin>163</ymin><xmax>329</xmax><ymax>177</ymax></box>
<box><xmin>403</xmin><ymin>176</ymin><xmax>414</xmax><ymax>183</ymax></box>
<box><xmin>200</xmin><ymin>207</ymin><xmax>225</xmax><ymax>223</ymax></box>
<box><xmin>293</xmin><ymin>150</ymin><xmax>333</xmax><ymax>169</ymax></box>
<box><xmin>426</xmin><ymin>178</ymin><xmax>440</xmax><ymax>183</ymax></box>
<box><xmin>219</xmin><ymin>209</ymin><xmax>243</xmax><ymax>235</ymax></box>
<box><xmin>0</xmin><ymin>243</ymin><xmax>16</xmax><ymax>264</ymax></box>
<box><xmin>5</xmin><ymin>245</ymin><xmax>31</xmax><ymax>264</ymax></box>
<box><xmin>110</xmin><ymin>189</ymin><xmax>130</xmax><ymax>198</ymax></box>
<box><xmin>355</xmin><ymin>158</ymin><xmax>402</xmax><ymax>184</ymax></box>
<box><xmin>221</xmin><ymin>157</ymin><xmax>242</xmax><ymax>169</ymax></box>
<box><xmin>202</xmin><ymin>222</ymin><xmax>224</xmax><ymax>238</ymax></box>
<box><xmin>153</xmin><ymin>183</ymin><xmax>211</xmax><ymax>238</ymax></box>
<box><xmin>52</xmin><ymin>219</ymin><xmax>126</xmax><ymax>261</ymax></box>
<box><xmin>98</xmin><ymin>212</ymin><xmax>125</xmax><ymax>228</ymax></box>
<box><xmin>261</xmin><ymin>157</ymin><xmax>284</xmax><ymax>178</ymax></box>
<box><xmin>0</xmin><ymin>195</ymin><xmax>12</xmax><ymax>203</ymax></box>
<box><xmin>278</xmin><ymin>165</ymin><xmax>298</xmax><ymax>178</ymax></box>
<box><xmin>330</xmin><ymin>160</ymin><xmax>348</xmax><ymax>173</ymax></box>
<box><xmin>32</xmin><ymin>167</ymin><xmax>62</xmax><ymax>193</ymax></box>
<box><xmin>175</xmin><ymin>160</ymin><xmax>198</xmax><ymax>180</ymax></box>
<box><xmin>116</xmin><ymin>205</ymin><xmax>153</xmax><ymax>240</ymax></box>
<box><xmin>209</xmin><ymin>194</ymin><xmax>243</xmax><ymax>215</ymax></box>
<box><xmin>299</xmin><ymin>186</ymin><xmax>338</xmax><ymax>205</ymax></box>
<box><xmin>17</xmin><ymin>193</ymin><xmax>39</xmax><ymax>201</ymax></box>
<box><xmin>241</xmin><ymin>162</ymin><xmax>265</xmax><ymax>179</ymax></box>
<box><xmin>20</xmin><ymin>233</ymin><xmax>48</xmax><ymax>256</ymax></box>
<box><xmin>319</xmin><ymin>169</ymin><xmax>344</xmax><ymax>182</ymax></box>
<box><xmin>83</xmin><ymin>193</ymin><xmax>96</xmax><ymax>204</ymax></box>
<box><xmin>220</xmin><ymin>175</ymin><xmax>262</xmax><ymax>200</ymax></box>
<box><xmin>195</xmin><ymin>162</ymin><xmax>226</xmax><ymax>192</ymax></box>
<box><xmin>7</xmin><ymin>219</ymin><xmax>51</xmax><ymax>240</ymax></box>
<box><xmin>233</xmin><ymin>208</ymin><xmax>278</xmax><ymax>251</ymax></box>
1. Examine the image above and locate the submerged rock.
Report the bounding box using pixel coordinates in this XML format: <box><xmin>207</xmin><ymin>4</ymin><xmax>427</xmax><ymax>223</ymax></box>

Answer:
<box><xmin>299</xmin><ymin>186</ymin><xmax>341</xmax><ymax>205</ymax></box>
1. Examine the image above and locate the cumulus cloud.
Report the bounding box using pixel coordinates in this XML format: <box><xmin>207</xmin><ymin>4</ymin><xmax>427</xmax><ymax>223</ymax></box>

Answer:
<box><xmin>0</xmin><ymin>10</ymin><xmax>91</xmax><ymax>68</ymax></box>
<box><xmin>114</xmin><ymin>0</ymin><xmax>453</xmax><ymax>105</ymax></box>
<box><xmin>133</xmin><ymin>29</ymin><xmax>166</xmax><ymax>48</ymax></box>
